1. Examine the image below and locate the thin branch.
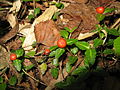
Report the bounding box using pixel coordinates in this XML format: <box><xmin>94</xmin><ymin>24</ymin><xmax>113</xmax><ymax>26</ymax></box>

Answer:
<box><xmin>110</xmin><ymin>18</ymin><xmax>120</xmax><ymax>29</ymax></box>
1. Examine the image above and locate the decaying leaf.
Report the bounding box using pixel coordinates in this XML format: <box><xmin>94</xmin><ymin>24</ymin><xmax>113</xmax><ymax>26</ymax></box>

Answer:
<box><xmin>34</xmin><ymin>20</ymin><xmax>61</xmax><ymax>47</ymax></box>
<box><xmin>57</xmin><ymin>3</ymin><xmax>98</xmax><ymax>38</ymax></box>
<box><xmin>21</xmin><ymin>5</ymin><xmax>59</xmax><ymax>50</ymax></box>
<box><xmin>0</xmin><ymin>45</ymin><xmax>9</xmax><ymax>70</ymax></box>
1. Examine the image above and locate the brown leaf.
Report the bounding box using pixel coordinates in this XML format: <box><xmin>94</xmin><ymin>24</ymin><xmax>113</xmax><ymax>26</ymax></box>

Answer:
<box><xmin>34</xmin><ymin>20</ymin><xmax>60</xmax><ymax>47</ymax></box>
<box><xmin>57</xmin><ymin>3</ymin><xmax>98</xmax><ymax>38</ymax></box>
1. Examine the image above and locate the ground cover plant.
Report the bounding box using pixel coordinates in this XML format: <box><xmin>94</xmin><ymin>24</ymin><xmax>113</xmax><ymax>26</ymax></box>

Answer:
<box><xmin>0</xmin><ymin>0</ymin><xmax>120</xmax><ymax>90</ymax></box>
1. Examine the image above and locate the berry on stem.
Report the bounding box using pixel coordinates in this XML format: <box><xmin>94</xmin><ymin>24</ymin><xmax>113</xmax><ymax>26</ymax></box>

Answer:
<box><xmin>10</xmin><ymin>53</ymin><xmax>17</xmax><ymax>60</ymax></box>
<box><xmin>44</xmin><ymin>49</ymin><xmax>51</xmax><ymax>55</ymax></box>
<box><xmin>96</xmin><ymin>7</ymin><xmax>104</xmax><ymax>14</ymax></box>
<box><xmin>57</xmin><ymin>38</ymin><xmax>67</xmax><ymax>48</ymax></box>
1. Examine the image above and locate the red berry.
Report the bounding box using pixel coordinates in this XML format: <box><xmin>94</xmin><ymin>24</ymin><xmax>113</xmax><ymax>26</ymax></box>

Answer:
<box><xmin>96</xmin><ymin>7</ymin><xmax>104</xmax><ymax>14</ymax></box>
<box><xmin>57</xmin><ymin>38</ymin><xmax>67</xmax><ymax>48</ymax></box>
<box><xmin>44</xmin><ymin>49</ymin><xmax>51</xmax><ymax>55</ymax></box>
<box><xmin>10</xmin><ymin>53</ymin><xmax>17</xmax><ymax>60</ymax></box>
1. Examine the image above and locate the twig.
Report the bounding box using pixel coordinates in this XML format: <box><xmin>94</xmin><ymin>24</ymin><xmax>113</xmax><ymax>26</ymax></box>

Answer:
<box><xmin>110</xmin><ymin>18</ymin><xmax>120</xmax><ymax>29</ymax></box>
<box><xmin>22</xmin><ymin>69</ymin><xmax>46</xmax><ymax>85</ymax></box>
<box><xmin>108</xmin><ymin>57</ymin><xmax>117</xmax><ymax>68</ymax></box>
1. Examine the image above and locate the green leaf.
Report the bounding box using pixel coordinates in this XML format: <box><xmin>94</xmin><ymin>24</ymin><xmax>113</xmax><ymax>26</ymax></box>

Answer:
<box><xmin>24</xmin><ymin>64</ymin><xmax>34</xmax><ymax>71</ymax></box>
<box><xmin>19</xmin><ymin>37</ymin><xmax>25</xmax><ymax>43</ymax></box>
<box><xmin>28</xmin><ymin>14</ymin><xmax>34</xmax><ymax>20</ymax></box>
<box><xmin>71</xmin><ymin>66</ymin><xmax>87</xmax><ymax>75</ymax></box>
<box><xmin>84</xmin><ymin>49</ymin><xmax>96</xmax><ymax>67</ymax></box>
<box><xmin>15</xmin><ymin>48</ymin><xmax>24</xmax><ymax>58</ymax></box>
<box><xmin>9</xmin><ymin>76</ymin><xmax>17</xmax><ymax>86</ymax></box>
<box><xmin>11</xmin><ymin>48</ymin><xmax>24</xmax><ymax>58</ymax></box>
<box><xmin>71</xmin><ymin>27</ymin><xmax>77</xmax><ymax>33</ymax></box>
<box><xmin>70</xmin><ymin>47</ymin><xmax>78</xmax><ymax>55</ymax></box>
<box><xmin>51</xmin><ymin>68</ymin><xmax>59</xmax><ymax>79</ymax></box>
<box><xmin>50</xmin><ymin>46</ymin><xmax>58</xmax><ymax>51</ymax></box>
<box><xmin>55</xmin><ymin>48</ymin><xmax>65</xmax><ymax>59</ymax></box>
<box><xmin>39</xmin><ymin>63</ymin><xmax>47</xmax><ymax>75</ymax></box>
<box><xmin>104</xmin><ymin>8</ymin><xmax>116</xmax><ymax>14</ymax></box>
<box><xmin>52</xmin><ymin>12</ymin><xmax>60</xmax><ymax>21</ymax></box>
<box><xmin>67</xmin><ymin>39</ymin><xmax>78</xmax><ymax>45</ymax></box>
<box><xmin>56</xmin><ymin>3</ymin><xmax>64</xmax><ymax>9</ymax></box>
<box><xmin>75</xmin><ymin>41</ymin><xmax>90</xmax><ymax>50</ymax></box>
<box><xmin>66</xmin><ymin>62</ymin><xmax>72</xmax><ymax>73</ymax></box>
<box><xmin>93</xmin><ymin>38</ymin><xmax>103</xmax><ymax>48</ymax></box>
<box><xmin>68</xmin><ymin>56</ymin><xmax>78</xmax><ymax>64</ymax></box>
<box><xmin>55</xmin><ymin>76</ymin><xmax>75</xmax><ymax>88</ymax></box>
<box><xmin>103</xmin><ymin>49</ymin><xmax>114</xmax><ymax>55</ymax></box>
<box><xmin>49</xmin><ymin>51</ymin><xmax>56</xmax><ymax>57</ymax></box>
<box><xmin>52</xmin><ymin>58</ymin><xmax>59</xmax><ymax>67</ymax></box>
<box><xmin>64</xmin><ymin>27</ymin><xmax>71</xmax><ymax>32</ymax></box>
<box><xmin>96</xmin><ymin>14</ymin><xmax>105</xmax><ymax>21</ymax></box>
<box><xmin>60</xmin><ymin>30</ymin><xmax>69</xmax><ymax>39</ymax></box>
<box><xmin>26</xmin><ymin>51</ymin><xmax>35</xmax><ymax>57</ymax></box>
<box><xmin>108</xmin><ymin>28</ymin><xmax>120</xmax><ymax>36</ymax></box>
<box><xmin>107</xmin><ymin>39</ymin><xmax>114</xmax><ymax>46</ymax></box>
<box><xmin>13</xmin><ymin>59</ymin><xmax>22</xmax><ymax>71</ymax></box>
<box><xmin>114</xmin><ymin>37</ymin><xmax>120</xmax><ymax>56</ymax></box>
<box><xmin>34</xmin><ymin>8</ymin><xmax>41</xmax><ymax>16</ymax></box>
<box><xmin>0</xmin><ymin>83</ymin><xmax>7</xmax><ymax>90</ymax></box>
<box><xmin>0</xmin><ymin>77</ymin><xmax>3</xmax><ymax>83</ymax></box>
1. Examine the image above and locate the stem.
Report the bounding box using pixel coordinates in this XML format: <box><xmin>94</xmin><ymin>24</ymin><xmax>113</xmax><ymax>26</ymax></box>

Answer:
<box><xmin>110</xmin><ymin>18</ymin><xmax>120</xmax><ymax>29</ymax></box>
<box><xmin>22</xmin><ymin>69</ymin><xmax>46</xmax><ymax>85</ymax></box>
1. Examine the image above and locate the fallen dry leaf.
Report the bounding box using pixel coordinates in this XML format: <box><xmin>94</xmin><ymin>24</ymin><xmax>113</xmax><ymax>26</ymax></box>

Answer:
<box><xmin>21</xmin><ymin>5</ymin><xmax>59</xmax><ymax>50</ymax></box>
<box><xmin>57</xmin><ymin>3</ymin><xmax>98</xmax><ymax>38</ymax></box>
<box><xmin>34</xmin><ymin>20</ymin><xmax>61</xmax><ymax>47</ymax></box>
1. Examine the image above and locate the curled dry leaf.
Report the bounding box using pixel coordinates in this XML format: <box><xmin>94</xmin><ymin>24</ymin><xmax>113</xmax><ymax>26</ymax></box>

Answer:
<box><xmin>34</xmin><ymin>20</ymin><xmax>61</xmax><ymax>47</ymax></box>
<box><xmin>7</xmin><ymin>0</ymin><xmax>21</xmax><ymax>28</ymax></box>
